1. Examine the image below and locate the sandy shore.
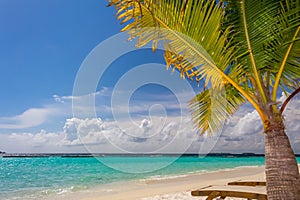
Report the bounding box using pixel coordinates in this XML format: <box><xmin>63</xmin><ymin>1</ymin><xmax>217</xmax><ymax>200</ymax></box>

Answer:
<box><xmin>49</xmin><ymin>166</ymin><xmax>266</xmax><ymax>200</ymax></box>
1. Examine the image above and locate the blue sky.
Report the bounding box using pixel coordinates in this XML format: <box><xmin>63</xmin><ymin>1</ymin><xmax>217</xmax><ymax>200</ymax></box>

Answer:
<box><xmin>0</xmin><ymin>0</ymin><xmax>119</xmax><ymax>116</ymax></box>
<box><xmin>0</xmin><ymin>1</ymin><xmax>299</xmax><ymax>153</ymax></box>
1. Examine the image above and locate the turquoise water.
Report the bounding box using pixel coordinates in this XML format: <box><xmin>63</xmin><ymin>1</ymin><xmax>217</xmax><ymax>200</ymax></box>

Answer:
<box><xmin>0</xmin><ymin>155</ymin><xmax>298</xmax><ymax>199</ymax></box>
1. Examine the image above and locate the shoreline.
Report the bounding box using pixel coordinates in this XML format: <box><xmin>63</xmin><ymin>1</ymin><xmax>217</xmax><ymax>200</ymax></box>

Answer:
<box><xmin>47</xmin><ymin>165</ymin><xmax>266</xmax><ymax>200</ymax></box>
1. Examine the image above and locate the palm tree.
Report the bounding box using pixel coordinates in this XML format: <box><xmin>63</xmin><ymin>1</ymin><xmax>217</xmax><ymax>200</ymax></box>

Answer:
<box><xmin>109</xmin><ymin>0</ymin><xmax>300</xmax><ymax>199</ymax></box>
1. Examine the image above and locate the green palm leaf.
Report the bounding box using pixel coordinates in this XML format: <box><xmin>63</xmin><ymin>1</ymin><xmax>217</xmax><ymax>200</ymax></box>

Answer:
<box><xmin>269</xmin><ymin>0</ymin><xmax>300</xmax><ymax>99</ymax></box>
<box><xmin>110</xmin><ymin>0</ymin><xmax>263</xmax><ymax>135</ymax></box>
<box><xmin>189</xmin><ymin>84</ymin><xmax>246</xmax><ymax>135</ymax></box>
<box><xmin>110</xmin><ymin>0</ymin><xmax>300</xmax><ymax>134</ymax></box>
<box><xmin>226</xmin><ymin>0</ymin><xmax>300</xmax><ymax>100</ymax></box>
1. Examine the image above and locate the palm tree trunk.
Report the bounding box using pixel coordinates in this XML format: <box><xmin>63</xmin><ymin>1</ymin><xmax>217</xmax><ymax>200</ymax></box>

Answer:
<box><xmin>265</xmin><ymin>121</ymin><xmax>300</xmax><ymax>199</ymax></box>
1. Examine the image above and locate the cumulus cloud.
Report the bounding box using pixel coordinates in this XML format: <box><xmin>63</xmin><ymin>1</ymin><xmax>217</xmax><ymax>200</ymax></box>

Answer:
<box><xmin>235</xmin><ymin>110</ymin><xmax>263</xmax><ymax>136</ymax></box>
<box><xmin>62</xmin><ymin>118</ymin><xmax>107</xmax><ymax>146</ymax></box>
<box><xmin>58</xmin><ymin>116</ymin><xmax>199</xmax><ymax>154</ymax></box>
<box><xmin>0</xmin><ymin>116</ymin><xmax>204</xmax><ymax>153</ymax></box>
<box><xmin>212</xmin><ymin>92</ymin><xmax>300</xmax><ymax>153</ymax></box>
<box><xmin>280</xmin><ymin>93</ymin><xmax>300</xmax><ymax>152</ymax></box>
<box><xmin>1</xmin><ymin>93</ymin><xmax>299</xmax><ymax>154</ymax></box>
<box><xmin>1</xmin><ymin>130</ymin><xmax>66</xmax><ymax>152</ymax></box>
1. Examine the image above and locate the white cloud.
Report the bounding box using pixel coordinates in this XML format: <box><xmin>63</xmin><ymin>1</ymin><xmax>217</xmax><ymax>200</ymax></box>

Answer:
<box><xmin>212</xmin><ymin>92</ymin><xmax>300</xmax><ymax>153</ymax></box>
<box><xmin>0</xmin><ymin>116</ymin><xmax>204</xmax><ymax>153</ymax></box>
<box><xmin>0</xmin><ymin>88</ymin><xmax>111</xmax><ymax>130</ymax></box>
<box><xmin>0</xmin><ymin>86</ymin><xmax>192</xmax><ymax>131</ymax></box>
<box><xmin>1</xmin><ymin>130</ymin><xmax>66</xmax><ymax>153</ymax></box>
<box><xmin>278</xmin><ymin>92</ymin><xmax>287</xmax><ymax>102</ymax></box>
<box><xmin>59</xmin><ymin>116</ymin><xmax>199</xmax><ymax>154</ymax></box>
<box><xmin>53</xmin><ymin>88</ymin><xmax>110</xmax><ymax>103</ymax></box>
<box><xmin>0</xmin><ymin>107</ymin><xmax>60</xmax><ymax>129</ymax></box>
<box><xmin>235</xmin><ymin>110</ymin><xmax>262</xmax><ymax>135</ymax></box>
<box><xmin>0</xmin><ymin>92</ymin><xmax>299</xmax><ymax>154</ymax></box>
<box><xmin>280</xmin><ymin>93</ymin><xmax>300</xmax><ymax>152</ymax></box>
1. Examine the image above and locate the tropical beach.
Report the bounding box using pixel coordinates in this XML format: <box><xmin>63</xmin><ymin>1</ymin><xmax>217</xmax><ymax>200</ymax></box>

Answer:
<box><xmin>1</xmin><ymin>155</ymin><xmax>299</xmax><ymax>199</ymax></box>
<box><xmin>1</xmin><ymin>0</ymin><xmax>300</xmax><ymax>199</ymax></box>
<box><xmin>52</xmin><ymin>165</ymin><xmax>267</xmax><ymax>200</ymax></box>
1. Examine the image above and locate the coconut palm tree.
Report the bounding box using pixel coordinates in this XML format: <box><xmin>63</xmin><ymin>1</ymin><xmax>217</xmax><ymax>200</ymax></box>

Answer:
<box><xmin>109</xmin><ymin>0</ymin><xmax>300</xmax><ymax>199</ymax></box>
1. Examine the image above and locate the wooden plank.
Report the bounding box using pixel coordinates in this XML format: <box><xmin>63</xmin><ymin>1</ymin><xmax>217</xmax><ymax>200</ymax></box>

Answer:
<box><xmin>191</xmin><ymin>185</ymin><xmax>267</xmax><ymax>200</ymax></box>
<box><xmin>228</xmin><ymin>181</ymin><xmax>266</xmax><ymax>186</ymax></box>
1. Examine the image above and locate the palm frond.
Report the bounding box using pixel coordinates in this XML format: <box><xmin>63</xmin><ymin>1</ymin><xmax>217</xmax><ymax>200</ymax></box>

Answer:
<box><xmin>269</xmin><ymin>0</ymin><xmax>300</xmax><ymax>100</ymax></box>
<box><xmin>110</xmin><ymin>0</ymin><xmax>266</xmax><ymax>133</ymax></box>
<box><xmin>225</xmin><ymin>0</ymin><xmax>286</xmax><ymax>102</ymax></box>
<box><xmin>189</xmin><ymin>84</ymin><xmax>245</xmax><ymax>135</ymax></box>
<box><xmin>111</xmin><ymin>0</ymin><xmax>240</xmax><ymax>86</ymax></box>
<box><xmin>226</xmin><ymin>0</ymin><xmax>300</xmax><ymax>100</ymax></box>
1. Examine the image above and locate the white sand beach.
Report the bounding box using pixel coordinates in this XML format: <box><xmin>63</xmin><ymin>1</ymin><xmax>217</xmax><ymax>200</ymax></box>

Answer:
<box><xmin>49</xmin><ymin>166</ymin><xmax>266</xmax><ymax>200</ymax></box>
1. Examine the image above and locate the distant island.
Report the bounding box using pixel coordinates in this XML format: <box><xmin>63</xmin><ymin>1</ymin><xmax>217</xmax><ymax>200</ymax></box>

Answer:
<box><xmin>1</xmin><ymin>152</ymin><xmax>299</xmax><ymax>158</ymax></box>
<box><xmin>0</xmin><ymin>152</ymin><xmax>266</xmax><ymax>158</ymax></box>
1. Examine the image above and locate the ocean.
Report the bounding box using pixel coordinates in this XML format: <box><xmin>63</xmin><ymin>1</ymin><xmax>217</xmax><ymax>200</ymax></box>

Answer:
<box><xmin>0</xmin><ymin>155</ymin><xmax>299</xmax><ymax>200</ymax></box>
